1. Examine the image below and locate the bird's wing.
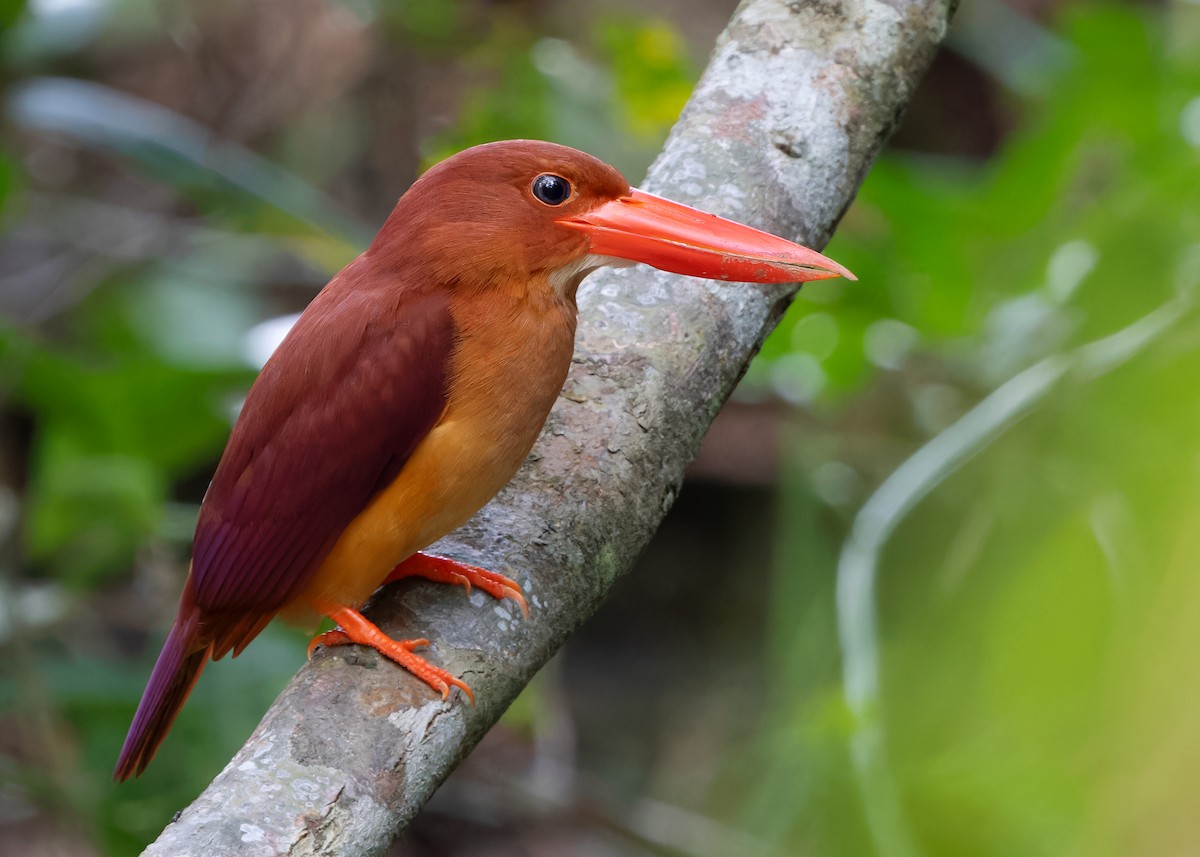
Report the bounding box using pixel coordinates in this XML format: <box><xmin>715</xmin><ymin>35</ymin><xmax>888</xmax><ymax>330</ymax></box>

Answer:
<box><xmin>188</xmin><ymin>267</ymin><xmax>454</xmax><ymax>657</ymax></box>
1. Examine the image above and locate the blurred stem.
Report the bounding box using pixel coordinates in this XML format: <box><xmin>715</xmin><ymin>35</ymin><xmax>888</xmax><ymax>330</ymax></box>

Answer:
<box><xmin>5</xmin><ymin>78</ymin><xmax>373</xmax><ymax>246</ymax></box>
<box><xmin>836</xmin><ymin>289</ymin><xmax>1196</xmax><ymax>857</ymax></box>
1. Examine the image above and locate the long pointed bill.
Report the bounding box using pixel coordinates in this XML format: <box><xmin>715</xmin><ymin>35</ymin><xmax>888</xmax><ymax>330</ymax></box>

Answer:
<box><xmin>558</xmin><ymin>188</ymin><xmax>855</xmax><ymax>283</ymax></box>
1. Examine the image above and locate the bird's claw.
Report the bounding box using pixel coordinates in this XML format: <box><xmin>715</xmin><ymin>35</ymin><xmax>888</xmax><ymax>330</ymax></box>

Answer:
<box><xmin>386</xmin><ymin>552</ymin><xmax>530</xmax><ymax>618</ymax></box>
<box><xmin>311</xmin><ymin>604</ymin><xmax>476</xmax><ymax>704</ymax></box>
<box><xmin>307</xmin><ymin>628</ymin><xmax>352</xmax><ymax>658</ymax></box>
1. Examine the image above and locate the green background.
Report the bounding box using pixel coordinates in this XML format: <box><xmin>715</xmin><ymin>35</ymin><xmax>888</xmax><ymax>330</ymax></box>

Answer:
<box><xmin>2</xmin><ymin>1</ymin><xmax>1199</xmax><ymax>855</ymax></box>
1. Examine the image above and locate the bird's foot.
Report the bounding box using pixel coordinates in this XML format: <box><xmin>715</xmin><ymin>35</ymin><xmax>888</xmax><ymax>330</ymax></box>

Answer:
<box><xmin>385</xmin><ymin>552</ymin><xmax>529</xmax><ymax>618</ymax></box>
<box><xmin>307</xmin><ymin>605</ymin><xmax>474</xmax><ymax>703</ymax></box>
<box><xmin>307</xmin><ymin>628</ymin><xmax>352</xmax><ymax>658</ymax></box>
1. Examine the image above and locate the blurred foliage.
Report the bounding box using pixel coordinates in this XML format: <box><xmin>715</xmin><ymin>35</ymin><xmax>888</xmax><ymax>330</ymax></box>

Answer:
<box><xmin>598</xmin><ymin>18</ymin><xmax>695</xmax><ymax>142</ymax></box>
<box><xmin>2</xmin><ymin>0</ymin><xmax>1199</xmax><ymax>856</ymax></box>
<box><xmin>0</xmin><ymin>1</ymin><xmax>706</xmax><ymax>853</ymax></box>
<box><xmin>757</xmin><ymin>4</ymin><xmax>1200</xmax><ymax>401</ymax></box>
<box><xmin>0</xmin><ymin>0</ymin><xmax>26</xmax><ymax>32</ymax></box>
<box><xmin>422</xmin><ymin>10</ymin><xmax>693</xmax><ymax>175</ymax></box>
<box><xmin>739</xmin><ymin>4</ymin><xmax>1200</xmax><ymax>857</ymax></box>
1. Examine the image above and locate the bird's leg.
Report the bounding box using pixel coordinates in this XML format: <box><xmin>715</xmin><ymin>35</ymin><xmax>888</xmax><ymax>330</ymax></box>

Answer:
<box><xmin>383</xmin><ymin>552</ymin><xmax>529</xmax><ymax>618</ymax></box>
<box><xmin>306</xmin><ymin>554</ymin><xmax>526</xmax><ymax>703</ymax></box>
<box><xmin>307</xmin><ymin>604</ymin><xmax>474</xmax><ymax>703</ymax></box>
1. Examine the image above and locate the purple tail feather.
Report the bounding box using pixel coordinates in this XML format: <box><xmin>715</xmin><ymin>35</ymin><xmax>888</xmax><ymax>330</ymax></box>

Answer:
<box><xmin>114</xmin><ymin>612</ymin><xmax>210</xmax><ymax>781</ymax></box>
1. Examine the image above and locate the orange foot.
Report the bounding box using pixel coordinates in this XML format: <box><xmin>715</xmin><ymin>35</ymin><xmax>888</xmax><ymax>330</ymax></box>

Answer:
<box><xmin>384</xmin><ymin>552</ymin><xmax>529</xmax><ymax>618</ymax></box>
<box><xmin>308</xmin><ymin>605</ymin><xmax>475</xmax><ymax>703</ymax></box>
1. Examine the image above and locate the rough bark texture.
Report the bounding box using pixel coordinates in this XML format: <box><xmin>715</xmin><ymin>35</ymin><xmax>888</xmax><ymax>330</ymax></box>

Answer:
<box><xmin>142</xmin><ymin>0</ymin><xmax>953</xmax><ymax>853</ymax></box>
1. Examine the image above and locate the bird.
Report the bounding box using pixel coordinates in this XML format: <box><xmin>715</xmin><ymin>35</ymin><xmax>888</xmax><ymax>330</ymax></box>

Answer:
<box><xmin>114</xmin><ymin>139</ymin><xmax>854</xmax><ymax>780</ymax></box>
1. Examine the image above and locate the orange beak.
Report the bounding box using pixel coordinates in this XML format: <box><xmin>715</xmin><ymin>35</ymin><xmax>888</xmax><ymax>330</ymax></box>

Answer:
<box><xmin>558</xmin><ymin>189</ymin><xmax>855</xmax><ymax>283</ymax></box>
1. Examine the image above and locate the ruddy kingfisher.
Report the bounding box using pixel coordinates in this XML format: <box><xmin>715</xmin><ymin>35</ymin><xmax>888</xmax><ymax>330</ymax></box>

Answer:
<box><xmin>115</xmin><ymin>140</ymin><xmax>854</xmax><ymax>780</ymax></box>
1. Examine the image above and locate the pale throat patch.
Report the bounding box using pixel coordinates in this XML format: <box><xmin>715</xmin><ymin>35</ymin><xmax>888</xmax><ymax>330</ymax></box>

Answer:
<box><xmin>548</xmin><ymin>253</ymin><xmax>634</xmax><ymax>300</ymax></box>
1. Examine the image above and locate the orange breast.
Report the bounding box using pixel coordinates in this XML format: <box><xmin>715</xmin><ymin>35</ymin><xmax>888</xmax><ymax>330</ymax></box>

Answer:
<box><xmin>282</xmin><ymin>281</ymin><xmax>577</xmax><ymax>621</ymax></box>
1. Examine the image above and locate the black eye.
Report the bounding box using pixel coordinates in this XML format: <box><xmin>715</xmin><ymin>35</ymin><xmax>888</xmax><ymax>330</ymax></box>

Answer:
<box><xmin>531</xmin><ymin>174</ymin><xmax>571</xmax><ymax>206</ymax></box>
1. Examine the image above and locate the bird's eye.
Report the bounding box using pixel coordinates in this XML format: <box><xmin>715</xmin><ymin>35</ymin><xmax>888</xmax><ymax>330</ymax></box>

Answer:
<box><xmin>531</xmin><ymin>174</ymin><xmax>572</xmax><ymax>206</ymax></box>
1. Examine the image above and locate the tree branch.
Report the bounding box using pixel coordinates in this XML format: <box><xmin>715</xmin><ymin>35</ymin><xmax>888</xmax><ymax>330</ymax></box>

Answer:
<box><xmin>142</xmin><ymin>1</ymin><xmax>953</xmax><ymax>853</ymax></box>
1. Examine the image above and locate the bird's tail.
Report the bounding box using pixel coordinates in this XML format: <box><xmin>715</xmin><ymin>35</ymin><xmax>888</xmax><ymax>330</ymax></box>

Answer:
<box><xmin>114</xmin><ymin>609</ymin><xmax>211</xmax><ymax>781</ymax></box>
